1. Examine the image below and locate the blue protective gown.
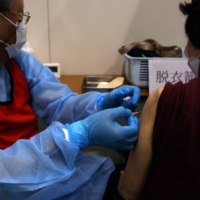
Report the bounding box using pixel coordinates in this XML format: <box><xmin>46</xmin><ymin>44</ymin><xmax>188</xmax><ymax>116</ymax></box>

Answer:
<box><xmin>0</xmin><ymin>51</ymin><xmax>114</xmax><ymax>199</ymax></box>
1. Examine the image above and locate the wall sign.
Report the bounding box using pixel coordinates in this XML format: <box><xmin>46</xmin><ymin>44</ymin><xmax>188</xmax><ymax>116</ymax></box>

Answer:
<box><xmin>149</xmin><ymin>58</ymin><xmax>195</xmax><ymax>93</ymax></box>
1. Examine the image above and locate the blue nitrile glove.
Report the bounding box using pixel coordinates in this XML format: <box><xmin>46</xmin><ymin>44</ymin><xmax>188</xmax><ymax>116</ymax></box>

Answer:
<box><xmin>65</xmin><ymin>106</ymin><xmax>139</xmax><ymax>150</ymax></box>
<box><xmin>96</xmin><ymin>85</ymin><xmax>140</xmax><ymax>112</ymax></box>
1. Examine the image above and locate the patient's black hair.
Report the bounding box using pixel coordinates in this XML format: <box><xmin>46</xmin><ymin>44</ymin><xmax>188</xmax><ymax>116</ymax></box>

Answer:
<box><xmin>0</xmin><ymin>0</ymin><xmax>14</xmax><ymax>12</ymax></box>
<box><xmin>179</xmin><ymin>0</ymin><xmax>200</xmax><ymax>49</ymax></box>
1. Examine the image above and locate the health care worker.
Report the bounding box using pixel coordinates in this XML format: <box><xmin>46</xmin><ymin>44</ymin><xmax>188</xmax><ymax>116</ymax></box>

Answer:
<box><xmin>0</xmin><ymin>0</ymin><xmax>140</xmax><ymax>199</ymax></box>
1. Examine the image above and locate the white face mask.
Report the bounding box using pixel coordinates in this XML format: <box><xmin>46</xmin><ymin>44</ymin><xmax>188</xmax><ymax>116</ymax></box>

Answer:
<box><xmin>184</xmin><ymin>44</ymin><xmax>200</xmax><ymax>78</ymax></box>
<box><xmin>0</xmin><ymin>13</ymin><xmax>27</xmax><ymax>58</ymax></box>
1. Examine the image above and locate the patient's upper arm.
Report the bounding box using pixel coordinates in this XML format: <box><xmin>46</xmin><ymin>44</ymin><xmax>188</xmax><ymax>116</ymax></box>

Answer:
<box><xmin>118</xmin><ymin>87</ymin><xmax>163</xmax><ymax>200</ymax></box>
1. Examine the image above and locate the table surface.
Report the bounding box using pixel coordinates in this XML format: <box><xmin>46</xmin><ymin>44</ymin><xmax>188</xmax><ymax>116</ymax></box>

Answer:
<box><xmin>59</xmin><ymin>75</ymin><xmax>149</xmax><ymax>97</ymax></box>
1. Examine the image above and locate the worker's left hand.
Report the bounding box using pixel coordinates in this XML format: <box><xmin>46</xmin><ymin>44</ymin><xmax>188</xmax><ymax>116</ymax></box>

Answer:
<box><xmin>96</xmin><ymin>85</ymin><xmax>140</xmax><ymax>112</ymax></box>
<box><xmin>65</xmin><ymin>107</ymin><xmax>139</xmax><ymax>150</ymax></box>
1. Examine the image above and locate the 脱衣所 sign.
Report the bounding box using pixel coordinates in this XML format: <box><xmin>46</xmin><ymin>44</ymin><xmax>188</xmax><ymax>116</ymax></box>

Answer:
<box><xmin>149</xmin><ymin>58</ymin><xmax>195</xmax><ymax>93</ymax></box>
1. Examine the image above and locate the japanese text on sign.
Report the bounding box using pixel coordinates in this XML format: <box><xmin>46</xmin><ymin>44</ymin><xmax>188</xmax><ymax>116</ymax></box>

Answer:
<box><xmin>149</xmin><ymin>59</ymin><xmax>194</xmax><ymax>93</ymax></box>
<box><xmin>156</xmin><ymin>70</ymin><xmax>195</xmax><ymax>84</ymax></box>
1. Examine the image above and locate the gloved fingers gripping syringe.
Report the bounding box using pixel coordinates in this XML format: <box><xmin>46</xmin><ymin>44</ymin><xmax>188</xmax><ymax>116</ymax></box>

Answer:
<box><xmin>123</xmin><ymin>96</ymin><xmax>142</xmax><ymax>116</ymax></box>
<box><xmin>97</xmin><ymin>86</ymin><xmax>140</xmax><ymax>112</ymax></box>
<box><xmin>66</xmin><ymin>107</ymin><xmax>139</xmax><ymax>150</ymax></box>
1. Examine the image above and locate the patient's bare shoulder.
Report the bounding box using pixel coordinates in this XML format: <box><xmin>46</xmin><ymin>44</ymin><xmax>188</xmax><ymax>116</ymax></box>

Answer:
<box><xmin>118</xmin><ymin>86</ymin><xmax>164</xmax><ymax>200</ymax></box>
<box><xmin>147</xmin><ymin>86</ymin><xmax>163</xmax><ymax>107</ymax></box>
<box><xmin>140</xmin><ymin>86</ymin><xmax>164</xmax><ymax>138</ymax></box>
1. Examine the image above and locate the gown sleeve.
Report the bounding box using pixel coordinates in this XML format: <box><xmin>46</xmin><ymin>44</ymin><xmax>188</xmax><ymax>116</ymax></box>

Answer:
<box><xmin>0</xmin><ymin>122</ymin><xmax>114</xmax><ymax>200</ymax></box>
<box><xmin>14</xmin><ymin>51</ymin><xmax>104</xmax><ymax>125</ymax></box>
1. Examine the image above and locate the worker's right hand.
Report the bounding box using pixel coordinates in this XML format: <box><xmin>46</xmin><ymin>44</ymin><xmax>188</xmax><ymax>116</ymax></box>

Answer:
<box><xmin>65</xmin><ymin>107</ymin><xmax>139</xmax><ymax>150</ymax></box>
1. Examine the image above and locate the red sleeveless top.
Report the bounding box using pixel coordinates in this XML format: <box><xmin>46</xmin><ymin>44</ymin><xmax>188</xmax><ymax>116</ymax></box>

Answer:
<box><xmin>0</xmin><ymin>59</ymin><xmax>39</xmax><ymax>149</ymax></box>
<box><xmin>140</xmin><ymin>79</ymin><xmax>200</xmax><ymax>200</ymax></box>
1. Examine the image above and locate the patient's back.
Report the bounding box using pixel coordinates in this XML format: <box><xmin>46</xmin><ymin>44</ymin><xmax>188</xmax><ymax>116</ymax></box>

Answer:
<box><xmin>140</xmin><ymin>78</ymin><xmax>200</xmax><ymax>200</ymax></box>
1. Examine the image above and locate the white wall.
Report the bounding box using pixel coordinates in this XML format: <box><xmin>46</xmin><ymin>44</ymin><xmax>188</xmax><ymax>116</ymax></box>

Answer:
<box><xmin>24</xmin><ymin>0</ymin><xmax>187</xmax><ymax>75</ymax></box>
<box><xmin>24</xmin><ymin>0</ymin><xmax>50</xmax><ymax>63</ymax></box>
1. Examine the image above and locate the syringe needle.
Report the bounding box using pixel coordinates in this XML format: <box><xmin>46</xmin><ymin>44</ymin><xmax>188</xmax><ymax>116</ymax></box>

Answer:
<box><xmin>132</xmin><ymin>111</ymin><xmax>142</xmax><ymax>116</ymax></box>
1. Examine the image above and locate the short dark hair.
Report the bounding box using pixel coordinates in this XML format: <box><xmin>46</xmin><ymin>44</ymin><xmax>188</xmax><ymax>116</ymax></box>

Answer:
<box><xmin>0</xmin><ymin>0</ymin><xmax>14</xmax><ymax>12</ymax></box>
<box><xmin>179</xmin><ymin>0</ymin><xmax>200</xmax><ymax>49</ymax></box>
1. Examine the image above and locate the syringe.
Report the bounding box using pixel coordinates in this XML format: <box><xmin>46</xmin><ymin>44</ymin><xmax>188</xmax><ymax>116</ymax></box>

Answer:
<box><xmin>132</xmin><ymin>111</ymin><xmax>142</xmax><ymax>116</ymax></box>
